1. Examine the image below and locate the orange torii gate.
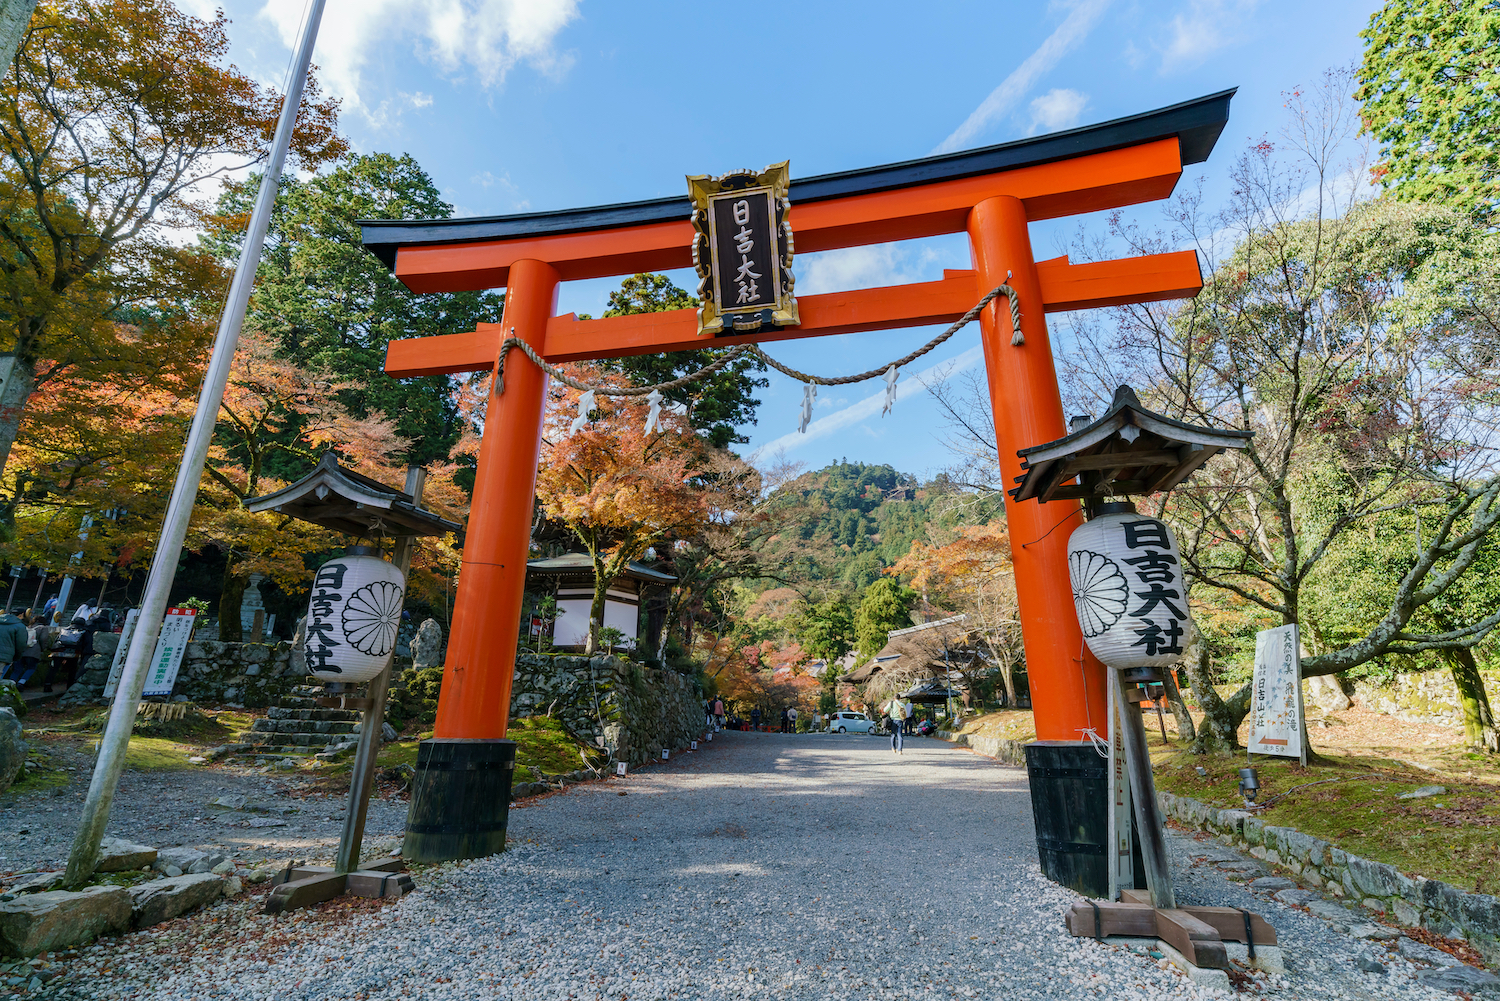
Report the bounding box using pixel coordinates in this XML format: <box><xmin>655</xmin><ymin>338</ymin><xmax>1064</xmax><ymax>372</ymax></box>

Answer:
<box><xmin>364</xmin><ymin>90</ymin><xmax>1234</xmax><ymax>862</ymax></box>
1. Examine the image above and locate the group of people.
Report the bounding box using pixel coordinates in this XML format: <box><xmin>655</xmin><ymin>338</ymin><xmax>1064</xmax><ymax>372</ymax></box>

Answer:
<box><xmin>0</xmin><ymin>603</ymin><xmax>116</xmax><ymax>692</ymax></box>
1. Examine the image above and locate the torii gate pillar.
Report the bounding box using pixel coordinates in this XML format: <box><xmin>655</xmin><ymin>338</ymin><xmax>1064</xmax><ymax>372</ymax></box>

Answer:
<box><xmin>969</xmin><ymin>195</ymin><xmax>1103</xmax><ymax>736</ymax></box>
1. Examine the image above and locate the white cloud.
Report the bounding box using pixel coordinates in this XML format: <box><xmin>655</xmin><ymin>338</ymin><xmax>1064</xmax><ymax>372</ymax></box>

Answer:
<box><xmin>1160</xmin><ymin>0</ymin><xmax>1259</xmax><ymax>72</ymax></box>
<box><xmin>796</xmin><ymin>242</ymin><xmax>947</xmax><ymax>296</ymax></box>
<box><xmin>934</xmin><ymin>0</ymin><xmax>1111</xmax><ymax>154</ymax></box>
<box><xmin>407</xmin><ymin>91</ymin><xmax>434</xmax><ymax>109</ymax></box>
<box><xmin>749</xmin><ymin>346</ymin><xmax>986</xmax><ymax>460</ymax></box>
<box><xmin>1028</xmin><ymin>88</ymin><xmax>1088</xmax><ymax>134</ymax></box>
<box><xmin>259</xmin><ymin>0</ymin><xmax>580</xmax><ymax>119</ymax></box>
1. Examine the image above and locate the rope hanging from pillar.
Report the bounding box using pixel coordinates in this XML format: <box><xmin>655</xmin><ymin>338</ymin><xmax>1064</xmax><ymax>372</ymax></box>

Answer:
<box><xmin>493</xmin><ymin>282</ymin><xmax>1022</xmax><ymax>434</ymax></box>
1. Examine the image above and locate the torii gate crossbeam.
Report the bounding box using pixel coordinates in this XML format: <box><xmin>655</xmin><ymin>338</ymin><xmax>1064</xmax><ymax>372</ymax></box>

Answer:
<box><xmin>364</xmin><ymin>89</ymin><xmax>1234</xmax><ymax>863</ymax></box>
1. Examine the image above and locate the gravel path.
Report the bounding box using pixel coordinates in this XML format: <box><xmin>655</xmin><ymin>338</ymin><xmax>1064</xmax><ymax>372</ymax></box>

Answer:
<box><xmin>1</xmin><ymin>749</ymin><xmax>409</xmax><ymax>878</ymax></box>
<box><xmin>30</xmin><ymin>731</ymin><xmax>1493</xmax><ymax>999</ymax></box>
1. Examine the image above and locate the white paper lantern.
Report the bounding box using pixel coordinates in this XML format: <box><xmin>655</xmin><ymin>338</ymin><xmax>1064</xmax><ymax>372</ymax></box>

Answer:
<box><xmin>304</xmin><ymin>550</ymin><xmax>407</xmax><ymax>683</ymax></box>
<box><xmin>1067</xmin><ymin>506</ymin><xmax>1190</xmax><ymax>669</ymax></box>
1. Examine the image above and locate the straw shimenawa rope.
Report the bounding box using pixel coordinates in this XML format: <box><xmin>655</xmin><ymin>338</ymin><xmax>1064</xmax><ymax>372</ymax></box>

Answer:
<box><xmin>493</xmin><ymin>284</ymin><xmax>1022</xmax><ymax>401</ymax></box>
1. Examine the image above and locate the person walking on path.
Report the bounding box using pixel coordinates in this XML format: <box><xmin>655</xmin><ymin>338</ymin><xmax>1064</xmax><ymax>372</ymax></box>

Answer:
<box><xmin>750</xmin><ymin>706</ymin><xmax>761</xmax><ymax>730</ymax></box>
<box><xmin>779</xmin><ymin>707</ymin><xmax>789</xmax><ymax>733</ymax></box>
<box><xmin>787</xmin><ymin>706</ymin><xmax>798</xmax><ymax>733</ymax></box>
<box><xmin>713</xmin><ymin>697</ymin><xmax>725</xmax><ymax>730</ymax></box>
<box><xmin>886</xmin><ymin>696</ymin><xmax>912</xmax><ymax>754</ymax></box>
<box><xmin>0</xmin><ymin>606</ymin><xmax>31</xmax><ymax>682</ymax></box>
<box><xmin>705</xmin><ymin>699</ymin><xmax>715</xmax><ymax>730</ymax></box>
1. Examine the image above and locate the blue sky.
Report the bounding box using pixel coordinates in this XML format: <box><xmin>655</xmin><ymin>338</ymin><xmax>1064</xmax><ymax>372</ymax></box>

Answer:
<box><xmin>199</xmin><ymin>0</ymin><xmax>1378</xmax><ymax>480</ymax></box>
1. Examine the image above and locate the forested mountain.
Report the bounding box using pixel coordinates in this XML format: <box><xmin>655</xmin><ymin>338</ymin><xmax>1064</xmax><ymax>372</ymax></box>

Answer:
<box><xmin>758</xmin><ymin>460</ymin><xmax>1000</xmax><ymax>590</ymax></box>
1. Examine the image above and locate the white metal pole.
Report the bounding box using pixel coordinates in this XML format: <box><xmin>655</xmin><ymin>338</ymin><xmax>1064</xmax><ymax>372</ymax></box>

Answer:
<box><xmin>62</xmin><ymin>0</ymin><xmax>327</xmax><ymax>887</ymax></box>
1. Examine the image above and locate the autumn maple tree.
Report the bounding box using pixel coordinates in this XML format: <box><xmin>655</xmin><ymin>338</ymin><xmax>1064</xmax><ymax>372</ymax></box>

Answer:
<box><xmin>889</xmin><ymin>521</ymin><xmax>1023</xmax><ymax>705</ymax></box>
<box><xmin>0</xmin><ymin>0</ymin><xmax>345</xmax><ymax>479</ymax></box>
<box><xmin>535</xmin><ymin>370</ymin><xmax>715</xmax><ymax>654</ymax></box>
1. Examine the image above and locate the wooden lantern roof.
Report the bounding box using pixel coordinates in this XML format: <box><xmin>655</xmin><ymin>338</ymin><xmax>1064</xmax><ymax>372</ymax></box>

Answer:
<box><xmin>244</xmin><ymin>452</ymin><xmax>461</xmax><ymax>539</ymax></box>
<box><xmin>1010</xmin><ymin>385</ymin><xmax>1252</xmax><ymax>504</ymax></box>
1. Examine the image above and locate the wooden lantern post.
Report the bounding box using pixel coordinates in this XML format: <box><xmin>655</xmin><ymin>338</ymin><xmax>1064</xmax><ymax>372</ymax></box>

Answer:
<box><xmin>244</xmin><ymin>456</ymin><xmax>460</xmax><ymax>912</ymax></box>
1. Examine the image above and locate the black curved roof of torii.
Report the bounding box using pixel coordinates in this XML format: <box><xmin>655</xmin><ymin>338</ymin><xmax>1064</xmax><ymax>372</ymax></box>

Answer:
<box><xmin>358</xmin><ymin>89</ymin><xmax>1237</xmax><ymax>269</ymax></box>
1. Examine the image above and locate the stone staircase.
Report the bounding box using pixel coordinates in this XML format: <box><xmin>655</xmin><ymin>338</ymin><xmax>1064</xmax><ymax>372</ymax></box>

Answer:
<box><xmin>238</xmin><ymin>690</ymin><xmax>361</xmax><ymax>760</ymax></box>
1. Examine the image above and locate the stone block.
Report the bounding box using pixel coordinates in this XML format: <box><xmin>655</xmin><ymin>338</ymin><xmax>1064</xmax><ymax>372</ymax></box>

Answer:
<box><xmin>1392</xmin><ymin>898</ymin><xmax>1421</xmax><ymax>927</ymax></box>
<box><xmin>1329</xmin><ymin>847</ymin><xmax>1347</xmax><ymax>865</ymax></box>
<box><xmin>128</xmin><ymin>874</ymin><xmax>223</xmax><ymax>928</ymax></box>
<box><xmin>94</xmin><ymin>837</ymin><xmax>157</xmax><ymax>872</ymax></box>
<box><xmin>1362</xmin><ymin>898</ymin><xmax>1386</xmax><ymax>913</ymax></box>
<box><xmin>0</xmin><ymin>885</ymin><xmax>131</xmax><ymax>956</ymax></box>
<box><xmin>1242</xmin><ymin>818</ymin><xmax>1264</xmax><ymax>846</ymax></box>
<box><xmin>1414</xmin><ymin>966</ymin><xmax>1500</xmax><ymax>995</ymax></box>
<box><xmin>1347</xmin><ymin>856</ymin><xmax>1410</xmax><ymax>898</ymax></box>
<box><xmin>90</xmin><ymin>632</ymin><xmax>121</xmax><ymax>658</ymax></box>
<box><xmin>154</xmin><ymin>847</ymin><xmax>207</xmax><ymax>874</ymax></box>
<box><xmin>1423</xmin><ymin>910</ymin><xmax>1458</xmax><ymax>937</ymax></box>
<box><xmin>1282</xmin><ymin>830</ymin><xmax>1319</xmax><ymax>863</ymax></box>
<box><xmin>1397</xmin><ymin>935</ymin><xmax>1461</xmax><ymax>967</ymax></box>
<box><xmin>0</xmin><ymin>707</ymin><xmax>25</xmax><ymax>795</ymax></box>
<box><xmin>1459</xmin><ymin>892</ymin><xmax>1500</xmax><ymax>941</ymax></box>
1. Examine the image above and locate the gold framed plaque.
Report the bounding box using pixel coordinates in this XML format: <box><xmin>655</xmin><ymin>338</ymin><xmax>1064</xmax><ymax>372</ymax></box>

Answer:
<box><xmin>687</xmin><ymin>161</ymin><xmax>797</xmax><ymax>337</ymax></box>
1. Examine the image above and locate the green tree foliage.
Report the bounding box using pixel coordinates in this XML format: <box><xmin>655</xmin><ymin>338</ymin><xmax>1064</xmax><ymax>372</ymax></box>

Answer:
<box><xmin>0</xmin><ymin>0</ymin><xmax>346</xmax><ymax>479</ymax></box>
<box><xmin>1083</xmin><ymin>81</ymin><xmax>1500</xmax><ymax>752</ymax></box>
<box><xmin>206</xmin><ymin>153</ymin><xmax>504</xmax><ymax>470</ymax></box>
<box><xmin>756</xmin><ymin>459</ymin><xmax>1001</xmax><ymax>586</ymax></box>
<box><xmin>853</xmin><ymin>577</ymin><xmax>917</xmax><ymax>658</ymax></box>
<box><xmin>795</xmin><ymin>595</ymin><xmax>855</xmax><ymax>661</ymax></box>
<box><xmin>592</xmin><ymin>273</ymin><xmax>768</xmax><ymax>449</ymax></box>
<box><xmin>1357</xmin><ymin>0</ymin><xmax>1500</xmax><ymax>219</ymax></box>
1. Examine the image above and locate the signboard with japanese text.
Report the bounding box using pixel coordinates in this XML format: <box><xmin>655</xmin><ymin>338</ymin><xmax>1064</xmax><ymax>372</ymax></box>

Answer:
<box><xmin>1249</xmin><ymin>623</ymin><xmax>1305</xmax><ymax>764</ymax></box>
<box><xmin>102</xmin><ymin>608</ymin><xmax>141</xmax><ymax>698</ymax></box>
<box><xmin>141</xmin><ymin>607</ymin><xmax>198</xmax><ymax>698</ymax></box>
<box><xmin>1106</xmin><ymin>671</ymin><xmax>1135</xmax><ymax>899</ymax></box>
<box><xmin>688</xmin><ymin>161</ymin><xmax>798</xmax><ymax>336</ymax></box>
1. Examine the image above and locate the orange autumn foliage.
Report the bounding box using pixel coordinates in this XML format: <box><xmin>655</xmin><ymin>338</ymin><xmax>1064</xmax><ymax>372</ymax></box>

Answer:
<box><xmin>534</xmin><ymin>367</ymin><xmax>714</xmax><ymax>653</ymax></box>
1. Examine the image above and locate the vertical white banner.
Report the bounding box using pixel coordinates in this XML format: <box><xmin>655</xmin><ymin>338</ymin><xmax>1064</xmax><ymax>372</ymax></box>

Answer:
<box><xmin>102</xmin><ymin>608</ymin><xmax>141</xmax><ymax>698</ymax></box>
<box><xmin>140</xmin><ymin>608</ymin><xmax>199</xmax><ymax>698</ymax></box>
<box><xmin>1106</xmin><ymin>670</ymin><xmax>1134</xmax><ymax>899</ymax></box>
<box><xmin>1249</xmin><ymin>623</ymin><xmax>1305</xmax><ymax>763</ymax></box>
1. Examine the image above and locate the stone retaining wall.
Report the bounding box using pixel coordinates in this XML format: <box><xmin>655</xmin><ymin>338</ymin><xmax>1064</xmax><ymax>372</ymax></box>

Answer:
<box><xmin>1157</xmin><ymin>789</ymin><xmax>1500</xmax><ymax>966</ymax></box>
<box><xmin>59</xmin><ymin>634</ymin><xmax>303</xmax><ymax>708</ymax></box>
<box><xmin>511</xmin><ymin>653</ymin><xmax>704</xmax><ymax>767</ymax></box>
<box><xmin>934</xmin><ymin>729</ymin><xmax>1027</xmax><ymax>764</ymax></box>
<box><xmin>1349</xmin><ymin>669</ymin><xmax>1500</xmax><ymax>731</ymax></box>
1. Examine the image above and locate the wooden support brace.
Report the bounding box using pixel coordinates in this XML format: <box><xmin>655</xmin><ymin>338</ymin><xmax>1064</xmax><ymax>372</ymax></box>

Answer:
<box><xmin>264</xmin><ymin>857</ymin><xmax>413</xmax><ymax>912</ymax></box>
<box><xmin>264</xmin><ymin>872</ymin><xmax>346</xmax><ymax>914</ymax></box>
<box><xmin>1066</xmin><ymin>898</ymin><xmax>1274</xmax><ymax>972</ymax></box>
<box><xmin>346</xmin><ymin>870</ymin><xmax>415</xmax><ymax>899</ymax></box>
<box><xmin>1155</xmin><ymin>908</ymin><xmax>1230</xmax><ymax>970</ymax></box>
<box><xmin>1120</xmin><ymin>890</ymin><xmax>1277</xmax><ymax>944</ymax></box>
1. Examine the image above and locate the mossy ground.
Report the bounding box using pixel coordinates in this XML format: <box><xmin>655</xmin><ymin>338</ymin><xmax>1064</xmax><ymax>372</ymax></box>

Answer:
<box><xmin>508</xmin><ymin>716</ymin><xmax>604</xmax><ymax>775</ymax></box>
<box><xmin>1150</xmin><ymin>739</ymin><xmax>1500</xmax><ymax>894</ymax></box>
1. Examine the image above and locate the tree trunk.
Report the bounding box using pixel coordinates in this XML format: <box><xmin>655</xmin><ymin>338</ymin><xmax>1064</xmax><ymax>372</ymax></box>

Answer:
<box><xmin>0</xmin><ymin>354</ymin><xmax>35</xmax><ymax>482</ymax></box>
<box><xmin>1181</xmin><ymin>621</ymin><xmax>1249</xmax><ymax>753</ymax></box>
<box><xmin>218</xmin><ymin>563</ymin><xmax>246</xmax><ymax>643</ymax></box>
<box><xmin>1163</xmin><ymin>667</ymin><xmax>1196</xmax><ymax>742</ymax></box>
<box><xmin>0</xmin><ymin>2</ymin><xmax>37</xmax><ymax>80</ymax></box>
<box><xmin>583</xmin><ymin>575</ymin><xmax>607</xmax><ymax>656</ymax></box>
<box><xmin>1446</xmin><ymin>643</ymin><xmax>1499</xmax><ymax>753</ymax></box>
